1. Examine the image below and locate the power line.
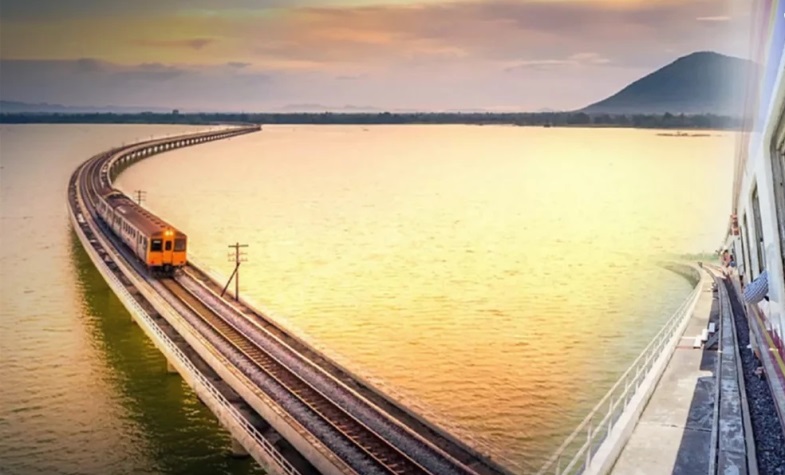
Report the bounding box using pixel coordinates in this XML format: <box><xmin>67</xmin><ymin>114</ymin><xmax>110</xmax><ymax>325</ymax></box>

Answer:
<box><xmin>133</xmin><ymin>190</ymin><xmax>147</xmax><ymax>206</ymax></box>
<box><xmin>221</xmin><ymin>242</ymin><xmax>248</xmax><ymax>300</ymax></box>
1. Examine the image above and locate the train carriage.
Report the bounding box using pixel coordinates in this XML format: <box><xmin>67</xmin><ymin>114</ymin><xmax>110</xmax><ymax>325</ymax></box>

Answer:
<box><xmin>723</xmin><ymin>0</ymin><xmax>785</xmax><ymax>414</ymax></box>
<box><xmin>96</xmin><ymin>191</ymin><xmax>188</xmax><ymax>274</ymax></box>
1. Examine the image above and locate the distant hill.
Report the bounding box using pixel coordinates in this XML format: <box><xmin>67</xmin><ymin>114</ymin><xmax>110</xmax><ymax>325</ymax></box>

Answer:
<box><xmin>0</xmin><ymin>100</ymin><xmax>172</xmax><ymax>114</ymax></box>
<box><xmin>277</xmin><ymin>103</ymin><xmax>384</xmax><ymax>113</ymax></box>
<box><xmin>582</xmin><ymin>52</ymin><xmax>753</xmax><ymax>115</ymax></box>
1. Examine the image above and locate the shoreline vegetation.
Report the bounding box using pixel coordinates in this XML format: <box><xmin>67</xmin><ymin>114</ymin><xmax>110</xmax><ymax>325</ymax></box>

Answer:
<box><xmin>0</xmin><ymin>111</ymin><xmax>742</xmax><ymax>130</ymax></box>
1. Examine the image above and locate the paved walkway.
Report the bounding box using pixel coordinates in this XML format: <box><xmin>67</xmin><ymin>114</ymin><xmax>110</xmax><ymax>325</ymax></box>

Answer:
<box><xmin>611</xmin><ymin>273</ymin><xmax>718</xmax><ymax>475</ymax></box>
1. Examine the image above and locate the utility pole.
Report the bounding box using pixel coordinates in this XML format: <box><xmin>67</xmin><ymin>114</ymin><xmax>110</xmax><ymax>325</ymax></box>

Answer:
<box><xmin>222</xmin><ymin>242</ymin><xmax>248</xmax><ymax>300</ymax></box>
<box><xmin>134</xmin><ymin>190</ymin><xmax>147</xmax><ymax>206</ymax></box>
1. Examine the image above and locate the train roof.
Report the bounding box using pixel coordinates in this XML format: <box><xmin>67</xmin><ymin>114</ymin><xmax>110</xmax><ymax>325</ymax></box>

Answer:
<box><xmin>104</xmin><ymin>193</ymin><xmax>185</xmax><ymax>237</ymax></box>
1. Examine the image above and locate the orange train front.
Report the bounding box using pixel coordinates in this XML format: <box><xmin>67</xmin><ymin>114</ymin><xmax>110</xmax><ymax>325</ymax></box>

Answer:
<box><xmin>96</xmin><ymin>191</ymin><xmax>187</xmax><ymax>274</ymax></box>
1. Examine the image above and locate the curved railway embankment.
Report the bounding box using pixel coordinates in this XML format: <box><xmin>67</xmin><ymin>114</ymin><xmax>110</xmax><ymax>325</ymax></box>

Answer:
<box><xmin>68</xmin><ymin>126</ymin><xmax>317</xmax><ymax>475</ymax></box>
<box><xmin>68</xmin><ymin>126</ymin><xmax>513</xmax><ymax>475</ymax></box>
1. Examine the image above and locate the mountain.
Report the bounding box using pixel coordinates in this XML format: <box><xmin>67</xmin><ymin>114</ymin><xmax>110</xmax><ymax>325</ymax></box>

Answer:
<box><xmin>581</xmin><ymin>52</ymin><xmax>753</xmax><ymax>115</ymax></box>
<box><xmin>0</xmin><ymin>100</ymin><xmax>172</xmax><ymax>114</ymax></box>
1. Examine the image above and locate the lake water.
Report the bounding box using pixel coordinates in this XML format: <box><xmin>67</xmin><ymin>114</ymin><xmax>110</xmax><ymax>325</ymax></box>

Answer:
<box><xmin>1</xmin><ymin>124</ymin><xmax>734</xmax><ymax>474</ymax></box>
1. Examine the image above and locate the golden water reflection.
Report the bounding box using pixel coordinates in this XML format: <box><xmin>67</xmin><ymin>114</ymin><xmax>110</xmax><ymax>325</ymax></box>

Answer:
<box><xmin>117</xmin><ymin>125</ymin><xmax>734</xmax><ymax>471</ymax></box>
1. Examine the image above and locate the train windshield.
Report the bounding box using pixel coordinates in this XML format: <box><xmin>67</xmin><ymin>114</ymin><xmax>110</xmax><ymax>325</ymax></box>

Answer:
<box><xmin>151</xmin><ymin>239</ymin><xmax>163</xmax><ymax>252</ymax></box>
<box><xmin>174</xmin><ymin>239</ymin><xmax>187</xmax><ymax>251</ymax></box>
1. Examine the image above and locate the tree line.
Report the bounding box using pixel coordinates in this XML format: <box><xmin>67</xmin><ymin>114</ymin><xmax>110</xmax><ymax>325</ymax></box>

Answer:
<box><xmin>0</xmin><ymin>111</ymin><xmax>743</xmax><ymax>129</ymax></box>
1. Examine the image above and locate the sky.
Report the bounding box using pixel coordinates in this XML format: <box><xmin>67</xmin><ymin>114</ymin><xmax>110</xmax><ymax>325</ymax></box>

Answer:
<box><xmin>0</xmin><ymin>0</ymin><xmax>753</xmax><ymax>112</ymax></box>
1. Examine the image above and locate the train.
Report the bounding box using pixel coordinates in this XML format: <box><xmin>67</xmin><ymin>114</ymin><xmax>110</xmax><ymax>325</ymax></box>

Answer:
<box><xmin>723</xmin><ymin>0</ymin><xmax>784</xmax><ymax>410</ymax></box>
<box><xmin>96</xmin><ymin>189</ymin><xmax>188</xmax><ymax>274</ymax></box>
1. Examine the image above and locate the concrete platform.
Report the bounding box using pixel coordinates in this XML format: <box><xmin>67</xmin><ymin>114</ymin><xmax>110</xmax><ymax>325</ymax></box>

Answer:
<box><xmin>611</xmin><ymin>273</ymin><xmax>719</xmax><ymax>475</ymax></box>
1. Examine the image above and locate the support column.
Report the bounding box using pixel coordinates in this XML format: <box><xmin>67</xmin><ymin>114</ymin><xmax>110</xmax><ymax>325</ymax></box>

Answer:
<box><xmin>166</xmin><ymin>359</ymin><xmax>178</xmax><ymax>374</ymax></box>
<box><xmin>230</xmin><ymin>438</ymin><xmax>249</xmax><ymax>458</ymax></box>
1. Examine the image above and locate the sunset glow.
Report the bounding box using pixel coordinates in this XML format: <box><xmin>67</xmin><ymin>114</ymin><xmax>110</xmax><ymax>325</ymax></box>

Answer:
<box><xmin>0</xmin><ymin>0</ymin><xmax>750</xmax><ymax>111</ymax></box>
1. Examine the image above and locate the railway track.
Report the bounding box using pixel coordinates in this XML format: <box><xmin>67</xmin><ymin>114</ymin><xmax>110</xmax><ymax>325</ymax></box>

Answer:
<box><xmin>181</xmin><ymin>262</ymin><xmax>512</xmax><ymax>475</ymax></box>
<box><xmin>173</xmin><ymin>267</ymin><xmax>486</xmax><ymax>475</ymax></box>
<box><xmin>703</xmin><ymin>264</ymin><xmax>785</xmax><ymax>475</ymax></box>
<box><xmin>71</xmin><ymin>130</ymin><xmax>482</xmax><ymax>475</ymax></box>
<box><xmin>160</xmin><ymin>277</ymin><xmax>430</xmax><ymax>475</ymax></box>
<box><xmin>710</xmin><ymin>266</ymin><xmax>785</xmax><ymax>475</ymax></box>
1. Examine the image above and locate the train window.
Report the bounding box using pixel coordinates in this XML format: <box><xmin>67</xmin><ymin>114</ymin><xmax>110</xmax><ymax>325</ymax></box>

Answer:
<box><xmin>151</xmin><ymin>239</ymin><xmax>163</xmax><ymax>252</ymax></box>
<box><xmin>751</xmin><ymin>184</ymin><xmax>765</xmax><ymax>275</ymax></box>
<box><xmin>742</xmin><ymin>214</ymin><xmax>752</xmax><ymax>284</ymax></box>
<box><xmin>771</xmin><ymin>138</ymin><xmax>785</xmax><ymax>273</ymax></box>
<box><xmin>165</xmin><ymin>241</ymin><xmax>172</xmax><ymax>251</ymax></box>
<box><xmin>174</xmin><ymin>239</ymin><xmax>186</xmax><ymax>251</ymax></box>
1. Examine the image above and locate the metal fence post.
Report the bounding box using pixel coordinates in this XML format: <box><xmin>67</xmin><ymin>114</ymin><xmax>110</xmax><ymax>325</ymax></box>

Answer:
<box><xmin>608</xmin><ymin>395</ymin><xmax>615</xmax><ymax>434</ymax></box>
<box><xmin>586</xmin><ymin>418</ymin><xmax>593</xmax><ymax>469</ymax></box>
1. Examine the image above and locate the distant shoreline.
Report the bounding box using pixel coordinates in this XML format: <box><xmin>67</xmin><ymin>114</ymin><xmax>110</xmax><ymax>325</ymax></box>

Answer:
<box><xmin>0</xmin><ymin>111</ymin><xmax>742</xmax><ymax>130</ymax></box>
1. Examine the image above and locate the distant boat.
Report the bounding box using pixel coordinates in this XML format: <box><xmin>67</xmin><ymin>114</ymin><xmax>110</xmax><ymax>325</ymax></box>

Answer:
<box><xmin>656</xmin><ymin>131</ymin><xmax>710</xmax><ymax>138</ymax></box>
<box><xmin>544</xmin><ymin>123</ymin><xmax>552</xmax><ymax>128</ymax></box>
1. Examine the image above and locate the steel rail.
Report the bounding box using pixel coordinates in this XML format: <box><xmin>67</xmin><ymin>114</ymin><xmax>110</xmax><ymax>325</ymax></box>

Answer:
<box><xmin>160</xmin><ymin>277</ymin><xmax>431</xmax><ymax>475</ymax></box>
<box><xmin>76</xmin><ymin>130</ymin><xmax>454</xmax><ymax>475</ymax></box>
<box><xmin>69</xmin><ymin>145</ymin><xmax>302</xmax><ymax>475</ymax></box>
<box><xmin>175</xmin><ymin>266</ymin><xmax>480</xmax><ymax>475</ymax></box>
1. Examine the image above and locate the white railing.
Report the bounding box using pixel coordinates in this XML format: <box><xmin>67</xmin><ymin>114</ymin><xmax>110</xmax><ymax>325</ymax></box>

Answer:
<box><xmin>78</xmin><ymin>227</ymin><xmax>301</xmax><ymax>475</ymax></box>
<box><xmin>69</xmin><ymin>160</ymin><xmax>299</xmax><ymax>475</ymax></box>
<box><xmin>538</xmin><ymin>271</ymin><xmax>704</xmax><ymax>475</ymax></box>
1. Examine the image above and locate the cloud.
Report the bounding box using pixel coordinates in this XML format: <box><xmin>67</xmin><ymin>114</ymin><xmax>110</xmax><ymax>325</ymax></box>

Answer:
<box><xmin>0</xmin><ymin>0</ymin><xmax>752</xmax><ymax>111</ymax></box>
<box><xmin>188</xmin><ymin>38</ymin><xmax>213</xmax><ymax>50</ymax></box>
<box><xmin>569</xmin><ymin>53</ymin><xmax>612</xmax><ymax>65</ymax></box>
<box><xmin>226</xmin><ymin>0</ymin><xmax>745</xmax><ymax>71</ymax></box>
<box><xmin>136</xmin><ymin>37</ymin><xmax>216</xmax><ymax>50</ymax></box>
<box><xmin>335</xmin><ymin>74</ymin><xmax>365</xmax><ymax>80</ymax></box>
<box><xmin>505</xmin><ymin>53</ymin><xmax>611</xmax><ymax>72</ymax></box>
<box><xmin>0</xmin><ymin>0</ymin><xmax>299</xmax><ymax>20</ymax></box>
<box><xmin>505</xmin><ymin>59</ymin><xmax>573</xmax><ymax>72</ymax></box>
<box><xmin>2</xmin><ymin>0</ymin><xmax>747</xmax><ymax>70</ymax></box>
<box><xmin>696</xmin><ymin>16</ymin><xmax>731</xmax><ymax>22</ymax></box>
<box><xmin>117</xmin><ymin>63</ymin><xmax>187</xmax><ymax>81</ymax></box>
<box><xmin>0</xmin><ymin>59</ymin><xmax>274</xmax><ymax>110</ymax></box>
<box><xmin>74</xmin><ymin>57</ymin><xmax>107</xmax><ymax>72</ymax></box>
